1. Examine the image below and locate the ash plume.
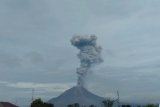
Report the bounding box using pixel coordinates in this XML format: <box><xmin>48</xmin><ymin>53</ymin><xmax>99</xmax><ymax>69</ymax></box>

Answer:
<box><xmin>71</xmin><ymin>35</ymin><xmax>103</xmax><ymax>87</ymax></box>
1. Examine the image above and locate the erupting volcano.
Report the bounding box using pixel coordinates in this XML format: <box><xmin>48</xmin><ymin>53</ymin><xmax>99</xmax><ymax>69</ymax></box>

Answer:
<box><xmin>48</xmin><ymin>35</ymin><xmax>105</xmax><ymax>107</ymax></box>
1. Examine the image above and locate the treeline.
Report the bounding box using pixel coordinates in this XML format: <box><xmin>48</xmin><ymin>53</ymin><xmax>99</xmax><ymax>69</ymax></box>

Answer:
<box><xmin>30</xmin><ymin>98</ymin><xmax>115</xmax><ymax>107</ymax></box>
<box><xmin>31</xmin><ymin>98</ymin><xmax>54</xmax><ymax>107</ymax></box>
<box><xmin>30</xmin><ymin>98</ymin><xmax>159</xmax><ymax>107</ymax></box>
<box><xmin>121</xmin><ymin>104</ymin><xmax>159</xmax><ymax>107</ymax></box>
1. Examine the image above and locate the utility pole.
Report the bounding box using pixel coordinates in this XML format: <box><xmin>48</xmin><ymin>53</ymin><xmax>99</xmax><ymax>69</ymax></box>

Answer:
<box><xmin>117</xmin><ymin>90</ymin><xmax>120</xmax><ymax>107</ymax></box>
<box><xmin>32</xmin><ymin>88</ymin><xmax>34</xmax><ymax>102</ymax></box>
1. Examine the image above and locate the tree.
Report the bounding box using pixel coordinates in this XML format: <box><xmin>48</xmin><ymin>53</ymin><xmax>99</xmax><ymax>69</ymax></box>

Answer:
<box><xmin>43</xmin><ymin>103</ymin><xmax>54</xmax><ymax>107</ymax></box>
<box><xmin>126</xmin><ymin>105</ymin><xmax>131</xmax><ymax>107</ymax></box>
<box><xmin>68</xmin><ymin>104</ymin><xmax>74</xmax><ymax>107</ymax></box>
<box><xmin>31</xmin><ymin>98</ymin><xmax>43</xmax><ymax>107</ymax></box>
<box><xmin>144</xmin><ymin>104</ymin><xmax>158</xmax><ymax>107</ymax></box>
<box><xmin>89</xmin><ymin>104</ymin><xmax>96</xmax><ymax>107</ymax></box>
<box><xmin>31</xmin><ymin>98</ymin><xmax>54</xmax><ymax>107</ymax></box>
<box><xmin>102</xmin><ymin>98</ymin><xmax>114</xmax><ymax>107</ymax></box>
<box><xmin>74</xmin><ymin>103</ymin><xmax>80</xmax><ymax>107</ymax></box>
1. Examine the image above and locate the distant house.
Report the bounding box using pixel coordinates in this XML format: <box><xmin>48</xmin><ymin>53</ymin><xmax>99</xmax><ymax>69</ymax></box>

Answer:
<box><xmin>0</xmin><ymin>102</ymin><xmax>18</xmax><ymax>107</ymax></box>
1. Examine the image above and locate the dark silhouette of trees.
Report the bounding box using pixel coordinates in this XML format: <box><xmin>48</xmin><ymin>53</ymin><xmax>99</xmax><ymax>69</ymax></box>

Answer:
<box><xmin>121</xmin><ymin>104</ymin><xmax>131</xmax><ymax>107</ymax></box>
<box><xmin>102</xmin><ymin>98</ymin><xmax>114</xmax><ymax>107</ymax></box>
<box><xmin>68</xmin><ymin>104</ymin><xmax>74</xmax><ymax>107</ymax></box>
<box><xmin>68</xmin><ymin>103</ymin><xmax>80</xmax><ymax>107</ymax></box>
<box><xmin>31</xmin><ymin>98</ymin><xmax>54</xmax><ymax>107</ymax></box>
<box><xmin>126</xmin><ymin>105</ymin><xmax>131</xmax><ymax>107</ymax></box>
<box><xmin>144</xmin><ymin>104</ymin><xmax>158</xmax><ymax>107</ymax></box>
<box><xmin>67</xmin><ymin>103</ymin><xmax>96</xmax><ymax>107</ymax></box>
<box><xmin>74</xmin><ymin>103</ymin><xmax>80</xmax><ymax>107</ymax></box>
<box><xmin>89</xmin><ymin>104</ymin><xmax>96</xmax><ymax>107</ymax></box>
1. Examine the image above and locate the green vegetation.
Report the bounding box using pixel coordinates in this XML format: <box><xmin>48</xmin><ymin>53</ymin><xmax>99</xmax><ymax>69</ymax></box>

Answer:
<box><xmin>102</xmin><ymin>98</ymin><xmax>114</xmax><ymax>107</ymax></box>
<box><xmin>122</xmin><ymin>104</ymin><xmax>131</xmax><ymax>107</ymax></box>
<box><xmin>88</xmin><ymin>104</ymin><xmax>96</xmax><ymax>107</ymax></box>
<box><xmin>67</xmin><ymin>103</ymin><xmax>80</xmax><ymax>107</ymax></box>
<box><xmin>31</xmin><ymin>98</ymin><xmax>54</xmax><ymax>107</ymax></box>
<box><xmin>144</xmin><ymin>104</ymin><xmax>158</xmax><ymax>107</ymax></box>
<box><xmin>31</xmin><ymin>98</ymin><xmax>160</xmax><ymax>107</ymax></box>
<box><xmin>67</xmin><ymin>103</ymin><xmax>97</xmax><ymax>107</ymax></box>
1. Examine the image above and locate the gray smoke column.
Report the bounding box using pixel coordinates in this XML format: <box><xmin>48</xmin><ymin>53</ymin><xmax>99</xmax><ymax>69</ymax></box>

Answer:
<box><xmin>71</xmin><ymin>35</ymin><xmax>103</xmax><ymax>87</ymax></box>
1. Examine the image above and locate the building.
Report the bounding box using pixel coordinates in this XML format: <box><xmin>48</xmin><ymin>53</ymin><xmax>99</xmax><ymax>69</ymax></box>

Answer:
<box><xmin>0</xmin><ymin>102</ymin><xmax>18</xmax><ymax>107</ymax></box>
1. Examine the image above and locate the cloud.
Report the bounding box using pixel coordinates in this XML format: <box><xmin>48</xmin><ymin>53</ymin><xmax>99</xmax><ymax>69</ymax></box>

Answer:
<box><xmin>24</xmin><ymin>51</ymin><xmax>44</xmax><ymax>64</ymax></box>
<box><xmin>0</xmin><ymin>53</ymin><xmax>22</xmax><ymax>67</ymax></box>
<box><xmin>0</xmin><ymin>81</ymin><xmax>74</xmax><ymax>92</ymax></box>
<box><xmin>0</xmin><ymin>80</ymin><xmax>74</xmax><ymax>106</ymax></box>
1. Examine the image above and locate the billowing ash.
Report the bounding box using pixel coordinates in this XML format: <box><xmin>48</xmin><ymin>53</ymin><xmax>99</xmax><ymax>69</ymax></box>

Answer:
<box><xmin>71</xmin><ymin>35</ymin><xmax>103</xmax><ymax>87</ymax></box>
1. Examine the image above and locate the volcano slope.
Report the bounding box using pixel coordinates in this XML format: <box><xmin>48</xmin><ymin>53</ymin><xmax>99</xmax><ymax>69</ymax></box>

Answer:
<box><xmin>48</xmin><ymin>86</ymin><xmax>105</xmax><ymax>107</ymax></box>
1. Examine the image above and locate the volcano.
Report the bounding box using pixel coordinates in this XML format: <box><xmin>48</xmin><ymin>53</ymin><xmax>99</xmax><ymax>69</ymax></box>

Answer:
<box><xmin>48</xmin><ymin>35</ymin><xmax>106</xmax><ymax>107</ymax></box>
<box><xmin>48</xmin><ymin>86</ymin><xmax>105</xmax><ymax>107</ymax></box>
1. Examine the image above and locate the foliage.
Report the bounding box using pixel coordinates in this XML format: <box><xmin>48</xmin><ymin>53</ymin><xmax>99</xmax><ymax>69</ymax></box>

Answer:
<box><xmin>68</xmin><ymin>104</ymin><xmax>74</xmax><ymax>107</ymax></box>
<box><xmin>67</xmin><ymin>103</ymin><xmax>97</xmax><ymax>107</ymax></box>
<box><xmin>89</xmin><ymin>104</ymin><xmax>96</xmax><ymax>107</ymax></box>
<box><xmin>144</xmin><ymin>104</ymin><xmax>158</xmax><ymax>107</ymax></box>
<box><xmin>122</xmin><ymin>105</ymin><xmax>131</xmax><ymax>107</ymax></box>
<box><xmin>74</xmin><ymin>103</ymin><xmax>80</xmax><ymax>107</ymax></box>
<box><xmin>68</xmin><ymin>103</ymin><xmax>80</xmax><ymax>107</ymax></box>
<box><xmin>31</xmin><ymin>98</ymin><xmax>54</xmax><ymax>107</ymax></box>
<box><xmin>102</xmin><ymin>98</ymin><xmax>114</xmax><ymax>107</ymax></box>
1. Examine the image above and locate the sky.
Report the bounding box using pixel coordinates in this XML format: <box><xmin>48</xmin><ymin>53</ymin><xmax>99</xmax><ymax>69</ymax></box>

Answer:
<box><xmin>1</xmin><ymin>0</ymin><xmax>160</xmax><ymax>106</ymax></box>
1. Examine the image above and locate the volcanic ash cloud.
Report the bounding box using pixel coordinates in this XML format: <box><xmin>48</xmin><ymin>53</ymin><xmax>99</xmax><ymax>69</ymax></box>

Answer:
<box><xmin>71</xmin><ymin>35</ymin><xmax>103</xmax><ymax>87</ymax></box>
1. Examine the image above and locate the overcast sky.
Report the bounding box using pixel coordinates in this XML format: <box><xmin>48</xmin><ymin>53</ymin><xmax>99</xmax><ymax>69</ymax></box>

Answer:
<box><xmin>1</xmin><ymin>0</ymin><xmax>160</xmax><ymax>106</ymax></box>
